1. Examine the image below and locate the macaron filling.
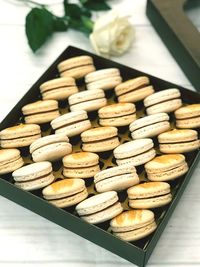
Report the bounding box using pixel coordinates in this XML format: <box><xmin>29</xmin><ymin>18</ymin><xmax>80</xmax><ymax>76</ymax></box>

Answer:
<box><xmin>55</xmin><ymin>118</ymin><xmax>89</xmax><ymax>130</ymax></box>
<box><xmin>146</xmin><ymin>97</ymin><xmax>181</xmax><ymax>108</ymax></box>
<box><xmin>24</xmin><ymin>108</ymin><xmax>59</xmax><ymax>116</ymax></box>
<box><xmin>117</xmin><ymin>84</ymin><xmax>150</xmax><ymax>97</ymax></box>
<box><xmin>60</xmin><ymin>63</ymin><xmax>93</xmax><ymax>74</ymax></box>
<box><xmin>1</xmin><ymin>132</ymin><xmax>40</xmax><ymax>141</ymax></box>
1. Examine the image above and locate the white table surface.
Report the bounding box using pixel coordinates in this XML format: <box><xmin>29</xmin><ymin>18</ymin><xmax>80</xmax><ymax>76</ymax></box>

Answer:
<box><xmin>0</xmin><ymin>0</ymin><xmax>200</xmax><ymax>266</ymax></box>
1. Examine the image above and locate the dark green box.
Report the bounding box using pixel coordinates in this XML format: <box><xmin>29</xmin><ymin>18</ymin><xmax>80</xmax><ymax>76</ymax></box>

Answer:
<box><xmin>0</xmin><ymin>46</ymin><xmax>200</xmax><ymax>267</ymax></box>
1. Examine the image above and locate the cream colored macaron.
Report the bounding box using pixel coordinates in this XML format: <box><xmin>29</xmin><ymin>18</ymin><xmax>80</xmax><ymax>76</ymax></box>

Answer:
<box><xmin>68</xmin><ymin>89</ymin><xmax>107</xmax><ymax>112</ymax></box>
<box><xmin>40</xmin><ymin>77</ymin><xmax>78</xmax><ymax>100</ymax></box>
<box><xmin>114</xmin><ymin>139</ymin><xmax>156</xmax><ymax>166</ymax></box>
<box><xmin>144</xmin><ymin>88</ymin><xmax>182</xmax><ymax>115</ymax></box>
<box><xmin>130</xmin><ymin>113</ymin><xmax>170</xmax><ymax>139</ymax></box>
<box><xmin>115</xmin><ymin>76</ymin><xmax>154</xmax><ymax>103</ymax></box>
<box><xmin>76</xmin><ymin>191</ymin><xmax>123</xmax><ymax>224</ymax></box>
<box><xmin>0</xmin><ymin>124</ymin><xmax>41</xmax><ymax>148</ymax></box>
<box><xmin>175</xmin><ymin>104</ymin><xmax>200</xmax><ymax>129</ymax></box>
<box><xmin>22</xmin><ymin>100</ymin><xmax>60</xmax><ymax>124</ymax></box>
<box><xmin>42</xmin><ymin>178</ymin><xmax>88</xmax><ymax>208</ymax></box>
<box><xmin>145</xmin><ymin>154</ymin><xmax>188</xmax><ymax>181</ymax></box>
<box><xmin>0</xmin><ymin>149</ymin><xmax>24</xmax><ymax>175</ymax></box>
<box><xmin>98</xmin><ymin>103</ymin><xmax>136</xmax><ymax>127</ymax></box>
<box><xmin>158</xmin><ymin>129</ymin><xmax>200</xmax><ymax>153</ymax></box>
<box><xmin>81</xmin><ymin>126</ymin><xmax>120</xmax><ymax>152</ymax></box>
<box><xmin>94</xmin><ymin>165</ymin><xmax>139</xmax><ymax>193</ymax></box>
<box><xmin>51</xmin><ymin>110</ymin><xmax>91</xmax><ymax>137</ymax></box>
<box><xmin>30</xmin><ymin>134</ymin><xmax>72</xmax><ymax>162</ymax></box>
<box><xmin>85</xmin><ymin>68</ymin><xmax>122</xmax><ymax>91</ymax></box>
<box><xmin>57</xmin><ymin>55</ymin><xmax>95</xmax><ymax>79</ymax></box>
<box><xmin>63</xmin><ymin>152</ymin><xmax>100</xmax><ymax>179</ymax></box>
<box><xmin>12</xmin><ymin>161</ymin><xmax>55</xmax><ymax>191</ymax></box>
<box><xmin>110</xmin><ymin>210</ymin><xmax>157</xmax><ymax>242</ymax></box>
<box><xmin>127</xmin><ymin>182</ymin><xmax>172</xmax><ymax>209</ymax></box>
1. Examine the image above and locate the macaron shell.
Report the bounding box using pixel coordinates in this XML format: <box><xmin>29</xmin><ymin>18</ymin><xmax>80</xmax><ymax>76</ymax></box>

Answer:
<box><xmin>42</xmin><ymin>178</ymin><xmax>86</xmax><ymax>199</ymax></box>
<box><xmin>82</xmin><ymin>136</ymin><xmax>120</xmax><ymax>152</ymax></box>
<box><xmin>131</xmin><ymin>121</ymin><xmax>170</xmax><ymax>139</ymax></box>
<box><xmin>76</xmin><ymin>191</ymin><xmax>118</xmax><ymax>216</ymax></box>
<box><xmin>95</xmin><ymin>173</ymin><xmax>139</xmax><ymax>193</ymax></box>
<box><xmin>55</xmin><ymin>120</ymin><xmax>92</xmax><ymax>137</ymax></box>
<box><xmin>174</xmin><ymin>104</ymin><xmax>200</xmax><ymax>119</ymax></box>
<box><xmin>0</xmin><ymin>157</ymin><xmax>24</xmax><ymax>175</ymax></box>
<box><xmin>113</xmin><ymin>221</ymin><xmax>157</xmax><ymax>242</ymax></box>
<box><xmin>81</xmin><ymin>202</ymin><xmax>123</xmax><ymax>224</ymax></box>
<box><xmin>24</xmin><ymin>110</ymin><xmax>60</xmax><ymax>124</ymax></box>
<box><xmin>22</xmin><ymin>100</ymin><xmax>58</xmax><ymax>114</ymax></box>
<box><xmin>63</xmin><ymin>152</ymin><xmax>99</xmax><ymax>167</ymax></box>
<box><xmin>70</xmin><ymin>98</ymin><xmax>107</xmax><ymax>112</ymax></box>
<box><xmin>15</xmin><ymin>172</ymin><xmax>55</xmax><ymax>191</ymax></box>
<box><xmin>58</xmin><ymin>56</ymin><xmax>94</xmax><ymax>71</ymax></box>
<box><xmin>146</xmin><ymin>99</ymin><xmax>182</xmax><ymax>115</ymax></box>
<box><xmin>48</xmin><ymin>188</ymin><xmax>88</xmax><ymax>208</ymax></box>
<box><xmin>115</xmin><ymin>77</ymin><xmax>149</xmax><ymax>95</ymax></box>
<box><xmin>0</xmin><ymin>124</ymin><xmax>41</xmax><ymax>140</ymax></box>
<box><xmin>40</xmin><ymin>77</ymin><xmax>76</xmax><ymax>91</ymax></box>
<box><xmin>32</xmin><ymin>142</ymin><xmax>72</xmax><ymax>162</ymax></box>
<box><xmin>63</xmin><ymin>165</ymin><xmax>100</xmax><ymax>178</ymax></box>
<box><xmin>1</xmin><ymin>134</ymin><xmax>41</xmax><ymax>148</ymax></box>
<box><xmin>42</xmin><ymin>86</ymin><xmax>78</xmax><ymax>100</ymax></box>
<box><xmin>81</xmin><ymin>127</ymin><xmax>118</xmax><ymax>142</ymax></box>
<box><xmin>116</xmin><ymin>148</ymin><xmax>156</xmax><ymax>167</ymax></box>
<box><xmin>176</xmin><ymin>117</ymin><xmax>200</xmax><ymax>129</ymax></box>
<box><xmin>87</xmin><ymin>76</ymin><xmax>122</xmax><ymax>91</ymax></box>
<box><xmin>147</xmin><ymin>162</ymin><xmax>188</xmax><ymax>181</ymax></box>
<box><xmin>60</xmin><ymin>65</ymin><xmax>96</xmax><ymax>79</ymax></box>
<box><xmin>158</xmin><ymin>129</ymin><xmax>198</xmax><ymax>143</ymax></box>
<box><xmin>129</xmin><ymin>193</ymin><xmax>172</xmax><ymax>209</ymax></box>
<box><xmin>85</xmin><ymin>68</ymin><xmax>120</xmax><ymax>83</ymax></box>
<box><xmin>0</xmin><ymin>148</ymin><xmax>21</xmax><ymax>163</ymax></box>
<box><xmin>159</xmin><ymin>140</ymin><xmax>200</xmax><ymax>154</ymax></box>
<box><xmin>118</xmin><ymin>86</ymin><xmax>154</xmax><ymax>103</ymax></box>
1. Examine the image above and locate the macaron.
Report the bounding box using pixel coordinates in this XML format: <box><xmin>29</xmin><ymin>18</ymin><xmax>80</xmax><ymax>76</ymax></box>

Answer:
<box><xmin>0</xmin><ymin>124</ymin><xmax>41</xmax><ymax>148</ymax></box>
<box><xmin>110</xmin><ymin>210</ymin><xmax>157</xmax><ymax>242</ymax></box>
<box><xmin>57</xmin><ymin>55</ymin><xmax>95</xmax><ymax>79</ymax></box>
<box><xmin>40</xmin><ymin>77</ymin><xmax>78</xmax><ymax>100</ymax></box>
<box><xmin>68</xmin><ymin>89</ymin><xmax>107</xmax><ymax>112</ymax></box>
<box><xmin>94</xmin><ymin>165</ymin><xmax>139</xmax><ymax>193</ymax></box>
<box><xmin>114</xmin><ymin>139</ymin><xmax>156</xmax><ymax>166</ymax></box>
<box><xmin>98</xmin><ymin>103</ymin><xmax>136</xmax><ymax>127</ymax></box>
<box><xmin>51</xmin><ymin>110</ymin><xmax>91</xmax><ymax>137</ymax></box>
<box><xmin>175</xmin><ymin>104</ymin><xmax>200</xmax><ymax>129</ymax></box>
<box><xmin>81</xmin><ymin>126</ymin><xmax>120</xmax><ymax>152</ymax></box>
<box><xmin>85</xmin><ymin>68</ymin><xmax>122</xmax><ymax>91</ymax></box>
<box><xmin>158</xmin><ymin>129</ymin><xmax>200</xmax><ymax>153</ymax></box>
<box><xmin>12</xmin><ymin>161</ymin><xmax>55</xmax><ymax>191</ymax></box>
<box><xmin>75</xmin><ymin>191</ymin><xmax>123</xmax><ymax>224</ymax></box>
<box><xmin>0</xmin><ymin>149</ymin><xmax>24</xmax><ymax>175</ymax></box>
<box><xmin>42</xmin><ymin>178</ymin><xmax>88</xmax><ymax>208</ymax></box>
<box><xmin>115</xmin><ymin>76</ymin><xmax>154</xmax><ymax>103</ymax></box>
<box><xmin>22</xmin><ymin>100</ymin><xmax>60</xmax><ymax>124</ymax></box>
<box><xmin>130</xmin><ymin>113</ymin><xmax>170</xmax><ymax>139</ymax></box>
<box><xmin>144</xmin><ymin>88</ymin><xmax>182</xmax><ymax>115</ymax></box>
<box><xmin>63</xmin><ymin>152</ymin><xmax>100</xmax><ymax>179</ymax></box>
<box><xmin>145</xmin><ymin>154</ymin><xmax>188</xmax><ymax>181</ymax></box>
<box><xmin>30</xmin><ymin>134</ymin><xmax>72</xmax><ymax>162</ymax></box>
<box><xmin>127</xmin><ymin>182</ymin><xmax>172</xmax><ymax>209</ymax></box>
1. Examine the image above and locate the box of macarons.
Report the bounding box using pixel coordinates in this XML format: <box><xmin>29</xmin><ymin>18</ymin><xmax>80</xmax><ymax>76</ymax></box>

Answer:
<box><xmin>0</xmin><ymin>46</ymin><xmax>199</xmax><ymax>267</ymax></box>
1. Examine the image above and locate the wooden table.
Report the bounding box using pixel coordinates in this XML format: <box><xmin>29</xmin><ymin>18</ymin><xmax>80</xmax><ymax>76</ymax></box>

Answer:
<box><xmin>0</xmin><ymin>1</ymin><xmax>199</xmax><ymax>266</ymax></box>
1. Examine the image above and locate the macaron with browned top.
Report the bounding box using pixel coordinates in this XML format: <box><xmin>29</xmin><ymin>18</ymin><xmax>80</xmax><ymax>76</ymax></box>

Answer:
<box><xmin>85</xmin><ymin>68</ymin><xmax>122</xmax><ymax>91</ymax></box>
<box><xmin>42</xmin><ymin>178</ymin><xmax>88</xmax><ymax>208</ymax></box>
<box><xmin>57</xmin><ymin>55</ymin><xmax>95</xmax><ymax>79</ymax></box>
<box><xmin>81</xmin><ymin>126</ymin><xmax>120</xmax><ymax>152</ymax></box>
<box><xmin>144</xmin><ymin>88</ymin><xmax>182</xmax><ymax>115</ymax></box>
<box><xmin>115</xmin><ymin>76</ymin><xmax>154</xmax><ymax>103</ymax></box>
<box><xmin>22</xmin><ymin>100</ymin><xmax>60</xmax><ymax>124</ymax></box>
<box><xmin>158</xmin><ymin>129</ymin><xmax>200</xmax><ymax>153</ymax></box>
<box><xmin>127</xmin><ymin>181</ymin><xmax>172</xmax><ymax>209</ymax></box>
<box><xmin>40</xmin><ymin>77</ymin><xmax>78</xmax><ymax>100</ymax></box>
<box><xmin>175</xmin><ymin>104</ymin><xmax>200</xmax><ymax>129</ymax></box>
<box><xmin>145</xmin><ymin>154</ymin><xmax>188</xmax><ymax>181</ymax></box>
<box><xmin>0</xmin><ymin>149</ymin><xmax>24</xmax><ymax>175</ymax></box>
<box><xmin>94</xmin><ymin>165</ymin><xmax>139</xmax><ymax>193</ymax></box>
<box><xmin>0</xmin><ymin>124</ymin><xmax>41</xmax><ymax>148</ymax></box>
<box><xmin>98</xmin><ymin>103</ymin><xmax>136</xmax><ymax>127</ymax></box>
<box><xmin>110</xmin><ymin>209</ymin><xmax>157</xmax><ymax>242</ymax></box>
<box><xmin>63</xmin><ymin>152</ymin><xmax>100</xmax><ymax>179</ymax></box>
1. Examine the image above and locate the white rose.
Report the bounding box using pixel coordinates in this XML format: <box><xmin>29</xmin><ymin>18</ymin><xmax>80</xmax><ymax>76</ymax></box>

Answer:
<box><xmin>90</xmin><ymin>10</ymin><xmax>134</xmax><ymax>58</ymax></box>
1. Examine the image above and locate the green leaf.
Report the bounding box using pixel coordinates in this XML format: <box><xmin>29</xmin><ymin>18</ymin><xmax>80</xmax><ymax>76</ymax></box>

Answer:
<box><xmin>81</xmin><ymin>15</ymin><xmax>94</xmax><ymax>31</ymax></box>
<box><xmin>82</xmin><ymin>0</ymin><xmax>111</xmax><ymax>11</ymax></box>
<box><xmin>64</xmin><ymin>2</ymin><xmax>82</xmax><ymax>18</ymax></box>
<box><xmin>25</xmin><ymin>7</ymin><xmax>54</xmax><ymax>52</ymax></box>
<box><xmin>69</xmin><ymin>18</ymin><xmax>91</xmax><ymax>35</ymax></box>
<box><xmin>53</xmin><ymin>16</ymin><xmax>68</xmax><ymax>31</ymax></box>
<box><xmin>82</xmin><ymin>7</ymin><xmax>92</xmax><ymax>17</ymax></box>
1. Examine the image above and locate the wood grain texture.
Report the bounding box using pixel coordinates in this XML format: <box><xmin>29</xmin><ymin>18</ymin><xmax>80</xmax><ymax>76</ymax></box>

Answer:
<box><xmin>0</xmin><ymin>0</ymin><xmax>199</xmax><ymax>266</ymax></box>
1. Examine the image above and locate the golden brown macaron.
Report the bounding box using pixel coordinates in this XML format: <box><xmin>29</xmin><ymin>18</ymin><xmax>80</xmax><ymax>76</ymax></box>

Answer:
<box><xmin>175</xmin><ymin>104</ymin><xmax>200</xmax><ymax>129</ymax></box>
